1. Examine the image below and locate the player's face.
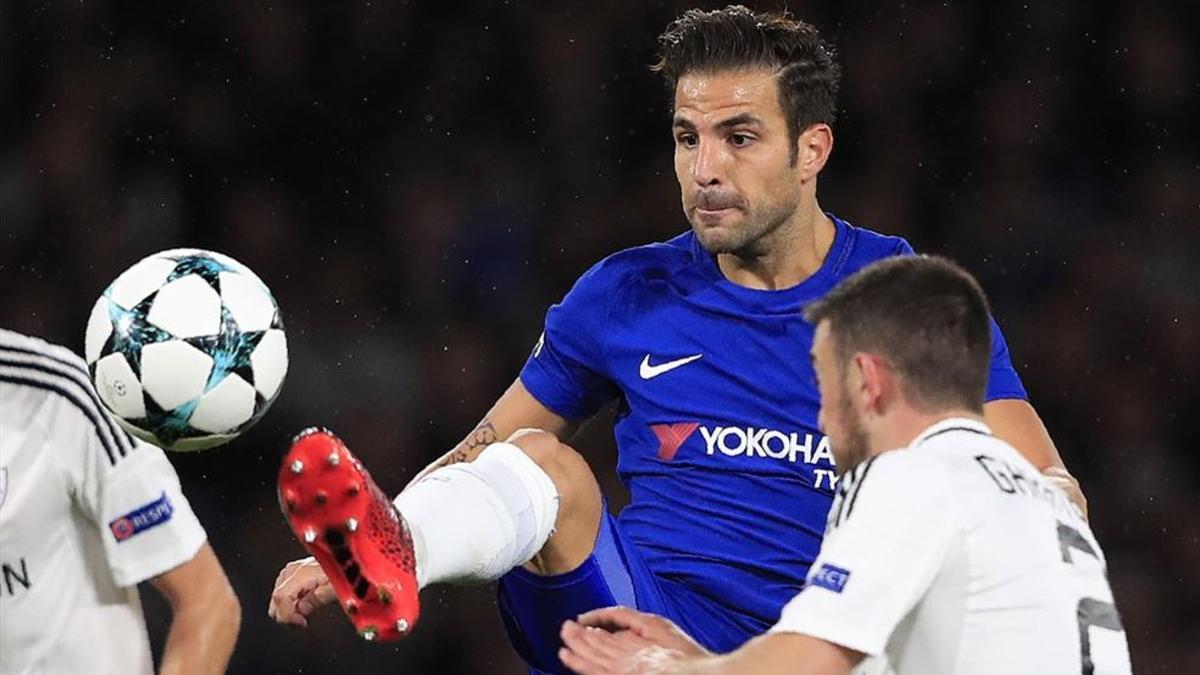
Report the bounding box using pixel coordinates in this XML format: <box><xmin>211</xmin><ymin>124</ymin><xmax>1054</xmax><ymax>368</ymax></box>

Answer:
<box><xmin>673</xmin><ymin>68</ymin><xmax>804</xmax><ymax>255</ymax></box>
<box><xmin>812</xmin><ymin>321</ymin><xmax>870</xmax><ymax>474</ymax></box>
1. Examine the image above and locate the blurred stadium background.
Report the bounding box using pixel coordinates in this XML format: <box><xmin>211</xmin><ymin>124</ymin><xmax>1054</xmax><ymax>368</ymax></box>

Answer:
<box><xmin>1</xmin><ymin>1</ymin><xmax>1196</xmax><ymax>672</ymax></box>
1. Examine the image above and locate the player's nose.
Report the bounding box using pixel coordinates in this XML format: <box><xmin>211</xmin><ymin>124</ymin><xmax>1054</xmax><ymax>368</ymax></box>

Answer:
<box><xmin>691</xmin><ymin>139</ymin><xmax>726</xmax><ymax>186</ymax></box>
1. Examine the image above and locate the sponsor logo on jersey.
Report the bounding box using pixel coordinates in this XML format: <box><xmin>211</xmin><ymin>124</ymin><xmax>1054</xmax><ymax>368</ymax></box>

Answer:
<box><xmin>810</xmin><ymin>563</ymin><xmax>851</xmax><ymax>593</ymax></box>
<box><xmin>701</xmin><ymin>426</ymin><xmax>834</xmax><ymax>465</ymax></box>
<box><xmin>109</xmin><ymin>492</ymin><xmax>174</xmax><ymax>542</ymax></box>
<box><xmin>649</xmin><ymin>422</ymin><xmax>700</xmax><ymax>460</ymax></box>
<box><xmin>649</xmin><ymin>424</ymin><xmax>836</xmax><ymax>467</ymax></box>
<box><xmin>639</xmin><ymin>353</ymin><xmax>703</xmax><ymax>380</ymax></box>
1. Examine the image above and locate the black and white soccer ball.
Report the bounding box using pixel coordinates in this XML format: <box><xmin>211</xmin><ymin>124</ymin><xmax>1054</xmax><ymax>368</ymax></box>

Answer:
<box><xmin>85</xmin><ymin>248</ymin><xmax>288</xmax><ymax>451</ymax></box>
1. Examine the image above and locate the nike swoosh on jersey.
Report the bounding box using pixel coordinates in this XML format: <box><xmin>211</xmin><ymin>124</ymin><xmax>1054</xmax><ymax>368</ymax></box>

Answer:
<box><xmin>639</xmin><ymin>353</ymin><xmax>703</xmax><ymax>379</ymax></box>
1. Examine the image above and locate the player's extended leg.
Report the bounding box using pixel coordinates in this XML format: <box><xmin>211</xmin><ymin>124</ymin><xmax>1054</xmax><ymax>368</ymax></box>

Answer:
<box><xmin>507</xmin><ymin>428</ymin><xmax>604</xmax><ymax>578</ymax></box>
<box><xmin>393</xmin><ymin>427</ymin><xmax>603</xmax><ymax>585</ymax></box>
<box><xmin>277</xmin><ymin>426</ymin><xmax>603</xmax><ymax>642</ymax></box>
<box><xmin>278</xmin><ymin>428</ymin><xmax>422</xmax><ymax>641</ymax></box>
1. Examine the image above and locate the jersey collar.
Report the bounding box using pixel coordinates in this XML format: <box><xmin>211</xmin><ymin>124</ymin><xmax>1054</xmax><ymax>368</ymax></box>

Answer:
<box><xmin>688</xmin><ymin>213</ymin><xmax>855</xmax><ymax>311</ymax></box>
<box><xmin>909</xmin><ymin>417</ymin><xmax>993</xmax><ymax>448</ymax></box>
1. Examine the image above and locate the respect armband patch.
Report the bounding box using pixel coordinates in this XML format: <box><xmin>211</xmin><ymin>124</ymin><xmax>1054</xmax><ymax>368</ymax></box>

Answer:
<box><xmin>109</xmin><ymin>492</ymin><xmax>174</xmax><ymax>542</ymax></box>
<box><xmin>810</xmin><ymin>563</ymin><xmax>851</xmax><ymax>593</ymax></box>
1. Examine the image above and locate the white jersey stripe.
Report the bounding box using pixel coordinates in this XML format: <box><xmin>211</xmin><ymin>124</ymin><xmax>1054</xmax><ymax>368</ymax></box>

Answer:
<box><xmin>0</xmin><ymin>345</ymin><xmax>136</xmax><ymax>459</ymax></box>
<box><xmin>0</xmin><ymin>341</ymin><xmax>137</xmax><ymax>454</ymax></box>
<box><xmin>842</xmin><ymin>454</ymin><xmax>877</xmax><ymax>522</ymax></box>
<box><xmin>0</xmin><ymin>352</ymin><xmax>133</xmax><ymax>461</ymax></box>
<box><xmin>0</xmin><ymin>364</ymin><xmax>126</xmax><ymax>466</ymax></box>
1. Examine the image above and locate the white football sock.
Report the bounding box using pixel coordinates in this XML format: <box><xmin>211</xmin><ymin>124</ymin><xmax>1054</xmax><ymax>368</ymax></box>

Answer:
<box><xmin>393</xmin><ymin>442</ymin><xmax>560</xmax><ymax>587</ymax></box>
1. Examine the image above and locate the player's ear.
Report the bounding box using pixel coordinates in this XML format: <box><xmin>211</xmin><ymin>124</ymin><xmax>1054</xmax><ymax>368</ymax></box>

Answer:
<box><xmin>848</xmin><ymin>353</ymin><xmax>868</xmax><ymax>399</ymax></box>
<box><xmin>795</xmin><ymin>123</ymin><xmax>833</xmax><ymax>181</ymax></box>
<box><xmin>853</xmin><ymin>353</ymin><xmax>886</xmax><ymax>414</ymax></box>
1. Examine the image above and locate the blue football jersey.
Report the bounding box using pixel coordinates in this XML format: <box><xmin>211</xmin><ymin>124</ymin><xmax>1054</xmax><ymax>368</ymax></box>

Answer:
<box><xmin>519</xmin><ymin>215</ymin><xmax>1027</xmax><ymax>643</ymax></box>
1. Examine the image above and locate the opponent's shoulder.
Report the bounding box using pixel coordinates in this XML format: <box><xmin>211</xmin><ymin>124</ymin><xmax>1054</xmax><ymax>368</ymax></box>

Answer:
<box><xmin>829</xmin><ymin>449</ymin><xmax>956</xmax><ymax>532</ymax></box>
<box><xmin>0</xmin><ymin>328</ymin><xmax>89</xmax><ymax>371</ymax></box>
<box><xmin>0</xmin><ymin>329</ymin><xmax>95</xmax><ymax>411</ymax></box>
<box><xmin>915</xmin><ymin>424</ymin><xmax>1014</xmax><ymax>467</ymax></box>
<box><xmin>846</xmin><ymin>448</ymin><xmax>957</xmax><ymax>512</ymax></box>
<box><xmin>864</xmin><ymin>447</ymin><xmax>950</xmax><ymax>486</ymax></box>
<box><xmin>0</xmin><ymin>328</ymin><xmax>132</xmax><ymax>459</ymax></box>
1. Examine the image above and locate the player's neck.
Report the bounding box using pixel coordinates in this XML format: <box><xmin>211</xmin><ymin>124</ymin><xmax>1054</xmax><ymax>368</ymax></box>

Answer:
<box><xmin>716</xmin><ymin>203</ymin><xmax>835</xmax><ymax>291</ymax></box>
<box><xmin>868</xmin><ymin>407</ymin><xmax>987</xmax><ymax>457</ymax></box>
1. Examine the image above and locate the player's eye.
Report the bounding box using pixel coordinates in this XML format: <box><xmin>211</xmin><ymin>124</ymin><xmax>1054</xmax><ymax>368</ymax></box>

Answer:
<box><xmin>676</xmin><ymin>133</ymin><xmax>698</xmax><ymax>148</ymax></box>
<box><xmin>729</xmin><ymin>133</ymin><xmax>753</xmax><ymax>147</ymax></box>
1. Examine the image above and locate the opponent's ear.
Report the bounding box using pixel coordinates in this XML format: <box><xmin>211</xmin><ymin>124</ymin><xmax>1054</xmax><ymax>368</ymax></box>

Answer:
<box><xmin>852</xmin><ymin>353</ymin><xmax>888</xmax><ymax>415</ymax></box>
<box><xmin>795</xmin><ymin>123</ymin><xmax>833</xmax><ymax>181</ymax></box>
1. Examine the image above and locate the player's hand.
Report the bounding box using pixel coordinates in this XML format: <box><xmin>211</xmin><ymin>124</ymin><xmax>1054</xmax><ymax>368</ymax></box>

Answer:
<box><xmin>573</xmin><ymin>606</ymin><xmax>709</xmax><ymax>658</ymax></box>
<box><xmin>1042</xmin><ymin>466</ymin><xmax>1088</xmax><ymax>520</ymax></box>
<box><xmin>559</xmin><ymin>606</ymin><xmax>711</xmax><ymax>673</ymax></box>
<box><xmin>267</xmin><ymin>557</ymin><xmax>336</xmax><ymax>627</ymax></box>
<box><xmin>560</xmin><ymin>619</ymin><xmax>691</xmax><ymax>674</ymax></box>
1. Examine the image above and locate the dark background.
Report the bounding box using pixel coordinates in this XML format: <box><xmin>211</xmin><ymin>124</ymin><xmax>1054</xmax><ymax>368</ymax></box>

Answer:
<box><xmin>1</xmin><ymin>1</ymin><xmax>1196</xmax><ymax>672</ymax></box>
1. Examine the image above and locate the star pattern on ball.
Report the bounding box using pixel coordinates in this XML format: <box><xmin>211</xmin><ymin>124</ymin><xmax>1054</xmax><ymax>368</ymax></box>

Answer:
<box><xmin>164</xmin><ymin>252</ymin><xmax>239</xmax><ymax>295</ymax></box>
<box><xmin>100</xmin><ymin>292</ymin><xmax>173</xmax><ymax>378</ymax></box>
<box><xmin>89</xmin><ymin>248</ymin><xmax>287</xmax><ymax>451</ymax></box>
<box><xmin>185</xmin><ymin>305</ymin><xmax>268</xmax><ymax>392</ymax></box>
<box><xmin>133</xmin><ymin>394</ymin><xmax>202</xmax><ymax>446</ymax></box>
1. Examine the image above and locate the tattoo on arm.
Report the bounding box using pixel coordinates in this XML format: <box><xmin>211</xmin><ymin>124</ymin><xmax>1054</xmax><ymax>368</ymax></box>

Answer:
<box><xmin>434</xmin><ymin>419</ymin><xmax>498</xmax><ymax>469</ymax></box>
<box><xmin>465</xmin><ymin>419</ymin><xmax>499</xmax><ymax>451</ymax></box>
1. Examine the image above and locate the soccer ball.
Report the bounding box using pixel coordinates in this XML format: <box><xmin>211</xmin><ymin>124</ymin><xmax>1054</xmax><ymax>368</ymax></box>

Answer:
<box><xmin>85</xmin><ymin>248</ymin><xmax>288</xmax><ymax>451</ymax></box>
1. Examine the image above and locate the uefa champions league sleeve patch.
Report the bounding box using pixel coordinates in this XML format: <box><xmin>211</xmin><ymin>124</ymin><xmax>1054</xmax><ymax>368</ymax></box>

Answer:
<box><xmin>810</xmin><ymin>563</ymin><xmax>851</xmax><ymax>593</ymax></box>
<box><xmin>109</xmin><ymin>492</ymin><xmax>174</xmax><ymax>542</ymax></box>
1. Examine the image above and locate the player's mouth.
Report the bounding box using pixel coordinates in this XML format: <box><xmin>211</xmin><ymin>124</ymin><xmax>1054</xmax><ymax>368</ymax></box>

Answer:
<box><xmin>693</xmin><ymin>206</ymin><xmax>740</xmax><ymax>224</ymax></box>
<box><xmin>692</xmin><ymin>191</ymin><xmax>744</xmax><ymax>223</ymax></box>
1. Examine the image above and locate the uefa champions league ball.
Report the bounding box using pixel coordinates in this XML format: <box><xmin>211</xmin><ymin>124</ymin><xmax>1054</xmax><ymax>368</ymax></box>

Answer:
<box><xmin>85</xmin><ymin>248</ymin><xmax>288</xmax><ymax>451</ymax></box>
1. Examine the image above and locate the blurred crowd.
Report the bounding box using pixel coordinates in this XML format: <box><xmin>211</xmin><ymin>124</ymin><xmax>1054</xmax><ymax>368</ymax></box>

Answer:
<box><xmin>1</xmin><ymin>1</ymin><xmax>1196</xmax><ymax>672</ymax></box>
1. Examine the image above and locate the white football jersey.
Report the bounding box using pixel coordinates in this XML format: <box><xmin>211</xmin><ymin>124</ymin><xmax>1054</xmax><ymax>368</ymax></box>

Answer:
<box><xmin>0</xmin><ymin>329</ymin><xmax>206</xmax><ymax>675</ymax></box>
<box><xmin>771</xmin><ymin>417</ymin><xmax>1132</xmax><ymax>675</ymax></box>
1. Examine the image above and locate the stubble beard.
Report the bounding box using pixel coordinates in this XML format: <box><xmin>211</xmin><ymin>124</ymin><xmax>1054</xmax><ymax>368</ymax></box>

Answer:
<box><xmin>834</xmin><ymin>392</ymin><xmax>872</xmax><ymax>477</ymax></box>
<box><xmin>692</xmin><ymin>202</ymin><xmax>792</xmax><ymax>257</ymax></box>
<box><xmin>689</xmin><ymin>179</ymin><xmax>803</xmax><ymax>258</ymax></box>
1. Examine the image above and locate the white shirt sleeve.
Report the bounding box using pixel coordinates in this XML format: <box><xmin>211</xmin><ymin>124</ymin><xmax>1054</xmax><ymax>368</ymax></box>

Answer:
<box><xmin>72</xmin><ymin>428</ymin><xmax>207</xmax><ymax>588</ymax></box>
<box><xmin>769</xmin><ymin>450</ymin><xmax>959</xmax><ymax>656</ymax></box>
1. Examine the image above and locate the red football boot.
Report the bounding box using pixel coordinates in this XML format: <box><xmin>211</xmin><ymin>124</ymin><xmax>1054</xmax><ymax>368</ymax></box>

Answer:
<box><xmin>277</xmin><ymin>428</ymin><xmax>420</xmax><ymax>641</ymax></box>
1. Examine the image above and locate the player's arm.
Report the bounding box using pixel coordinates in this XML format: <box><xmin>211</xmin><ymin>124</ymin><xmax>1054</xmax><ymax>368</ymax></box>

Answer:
<box><xmin>151</xmin><ymin>543</ymin><xmax>240</xmax><ymax>675</ymax></box>
<box><xmin>560</xmin><ymin>607</ymin><xmax>860</xmax><ymax>675</ymax></box>
<box><xmin>405</xmin><ymin>377</ymin><xmax>577</xmax><ymax>487</ymax></box>
<box><xmin>669</xmin><ymin>633</ymin><xmax>859</xmax><ymax>675</ymax></box>
<box><xmin>983</xmin><ymin>399</ymin><xmax>1086</xmax><ymax>517</ymax></box>
<box><xmin>980</xmin><ymin>311</ymin><xmax>1087</xmax><ymax>516</ymax></box>
<box><xmin>65</xmin><ymin>387</ymin><xmax>229</xmax><ymax>668</ymax></box>
<box><xmin>983</xmin><ymin>398</ymin><xmax>1063</xmax><ymax>470</ymax></box>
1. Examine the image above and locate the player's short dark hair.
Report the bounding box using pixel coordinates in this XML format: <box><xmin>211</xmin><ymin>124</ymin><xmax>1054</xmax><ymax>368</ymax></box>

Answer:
<box><xmin>804</xmin><ymin>256</ymin><xmax>993</xmax><ymax>413</ymax></box>
<box><xmin>651</xmin><ymin>5</ymin><xmax>841</xmax><ymax>157</ymax></box>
